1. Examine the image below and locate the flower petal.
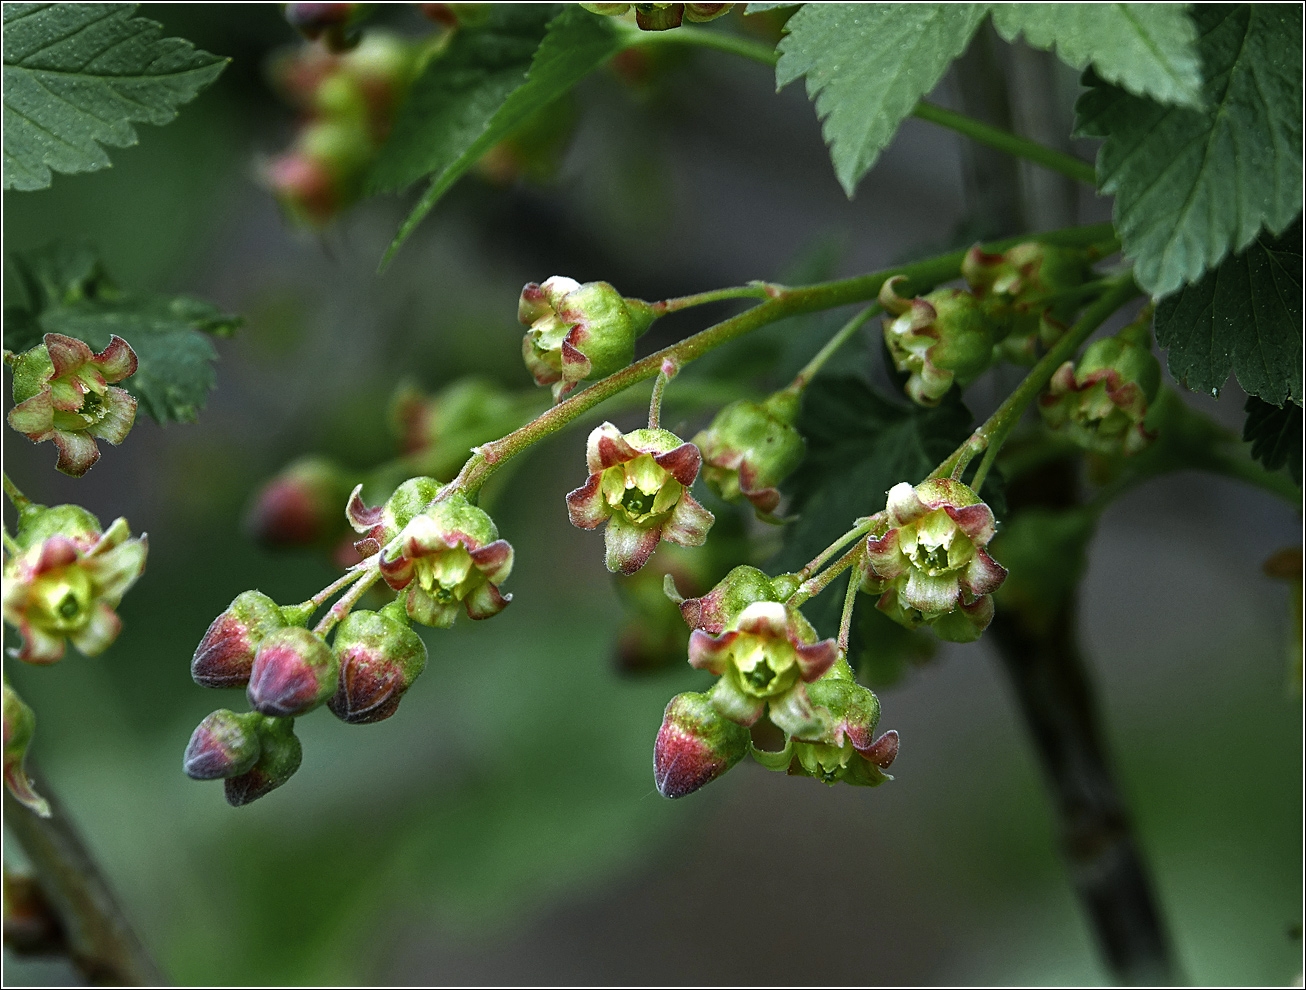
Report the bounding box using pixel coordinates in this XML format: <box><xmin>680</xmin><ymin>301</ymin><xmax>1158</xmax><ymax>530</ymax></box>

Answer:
<box><xmin>43</xmin><ymin>333</ymin><xmax>93</xmax><ymax>378</ymax></box>
<box><xmin>885</xmin><ymin>482</ymin><xmax>929</xmax><ymax>525</ymax></box>
<box><xmin>10</xmin><ymin>622</ymin><xmax>66</xmax><ymax>664</ymax></box>
<box><xmin>7</xmin><ymin>392</ymin><xmax>54</xmax><ymax>437</ymax></box>
<box><xmin>603</xmin><ymin>514</ymin><xmax>661</xmax><ymax>575</ymax></box>
<box><xmin>865</xmin><ymin>529</ymin><xmax>908</xmax><ymax>579</ymax></box>
<box><xmin>468</xmin><ymin>539</ymin><xmax>514</xmax><ymax>585</ymax></box>
<box><xmin>586</xmin><ymin>422</ymin><xmax>637</xmax><ymax>473</ymax></box>
<box><xmin>33</xmin><ymin>536</ymin><xmax>80</xmax><ymax>575</ymax></box>
<box><xmin>793</xmin><ymin>639</ymin><xmax>838</xmax><ymax>682</ymax></box>
<box><xmin>945</xmin><ymin>503</ymin><xmax>996</xmax><ymax>544</ymax></box>
<box><xmin>733</xmin><ymin>601</ymin><xmax>789</xmax><ymax>639</ymax></box>
<box><xmin>403</xmin><ymin>586</ymin><xmax>459</xmax><ymax>628</ymax></box>
<box><xmin>962</xmin><ymin>548</ymin><xmax>1007</xmax><ymax>597</ymax></box>
<box><xmin>653</xmin><ymin>443</ymin><xmax>701</xmax><ymax>487</ymax></box>
<box><xmin>852</xmin><ymin>729</ymin><xmax>899</xmax><ymax>769</ymax></box>
<box><xmin>687</xmin><ymin>629</ymin><xmax>738</xmax><ymax>675</ymax></box>
<box><xmin>768</xmin><ymin>685</ymin><xmax>825</xmax><ymax>739</ymax></box>
<box><xmin>82</xmin><ymin>537</ymin><xmax>147</xmax><ymax>606</ymax></box>
<box><xmin>900</xmin><ymin>569</ymin><xmax>961</xmax><ymax>615</ymax></box>
<box><xmin>68</xmin><ymin>602</ymin><xmax>121</xmax><ymax>656</ymax></box>
<box><xmin>88</xmin><ymin>389</ymin><xmax>136</xmax><ymax>445</ymax></box>
<box><xmin>93</xmin><ymin>336</ymin><xmax>138</xmax><ymax>382</ymax></box>
<box><xmin>707</xmin><ymin>674</ymin><xmax>764</xmax><ymax>726</ymax></box>
<box><xmin>560</xmin><ymin>336</ymin><xmax>592</xmax><ymax>381</ymax></box>
<box><xmin>565</xmin><ymin>473</ymin><xmax>610</xmax><ymax>529</ymax></box>
<box><xmin>661</xmin><ymin>493</ymin><xmax>714</xmax><ymax>548</ymax></box>
<box><xmin>378</xmin><ymin>545</ymin><xmax>415</xmax><ymax>589</ymax></box>
<box><xmin>464</xmin><ymin>580</ymin><xmax>511</xmax><ymax>620</ymax></box>
<box><xmin>345</xmin><ymin>485</ymin><xmax>383</xmax><ymax>534</ymax></box>
<box><xmin>51</xmin><ymin>429</ymin><xmax>100</xmax><ymax>477</ymax></box>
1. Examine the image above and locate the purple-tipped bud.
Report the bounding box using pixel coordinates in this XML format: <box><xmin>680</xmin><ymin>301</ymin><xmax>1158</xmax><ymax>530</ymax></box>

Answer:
<box><xmin>224</xmin><ymin>717</ymin><xmax>302</xmax><ymax>807</ymax></box>
<box><xmin>654</xmin><ymin>691</ymin><xmax>750</xmax><ymax>798</ymax></box>
<box><xmin>327</xmin><ymin>607</ymin><xmax>427</xmax><ymax>724</ymax></box>
<box><xmin>246</xmin><ymin>456</ymin><xmax>351</xmax><ymax>548</ymax></box>
<box><xmin>183</xmin><ymin>709</ymin><xmax>262</xmax><ymax>780</ymax></box>
<box><xmin>192</xmin><ymin>591</ymin><xmax>290</xmax><ymax>689</ymax></box>
<box><xmin>247</xmin><ymin>627</ymin><xmax>338</xmax><ymax>717</ymax></box>
<box><xmin>678</xmin><ymin>564</ymin><xmax>780</xmax><ymax>634</ymax></box>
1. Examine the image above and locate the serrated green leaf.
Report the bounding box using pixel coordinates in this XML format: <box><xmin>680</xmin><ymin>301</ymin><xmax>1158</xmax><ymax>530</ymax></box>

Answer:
<box><xmin>3</xmin><ymin>3</ymin><xmax>228</xmax><ymax>191</ymax></box>
<box><xmin>990</xmin><ymin>3</ymin><xmax>1202</xmax><ymax>107</ymax></box>
<box><xmin>1242</xmin><ymin>396</ymin><xmax>1302</xmax><ymax>485</ymax></box>
<box><xmin>372</xmin><ymin>5</ymin><xmax>626</xmax><ymax>267</ymax></box>
<box><xmin>1074</xmin><ymin>4</ymin><xmax>1302</xmax><ymax>296</ymax></box>
<box><xmin>1153</xmin><ymin>217</ymin><xmax>1302</xmax><ymax>405</ymax></box>
<box><xmin>775</xmin><ymin>3</ymin><xmax>987</xmax><ymax>197</ymax></box>
<box><xmin>5</xmin><ymin>244</ymin><xmax>240</xmax><ymax>424</ymax></box>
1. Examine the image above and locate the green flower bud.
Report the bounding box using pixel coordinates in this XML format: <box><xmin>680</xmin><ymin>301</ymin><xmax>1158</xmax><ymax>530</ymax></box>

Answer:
<box><xmin>183</xmin><ymin>709</ymin><xmax>263</xmax><ymax>780</ymax></box>
<box><xmin>693</xmin><ymin>394</ymin><xmax>805</xmax><ymax>518</ymax></box>
<box><xmin>880</xmin><ymin>278</ymin><xmax>1004</xmax><ymax>406</ymax></box>
<box><xmin>327</xmin><ymin>605</ymin><xmax>427</xmax><ymax>724</ymax></box>
<box><xmin>192</xmin><ymin>590</ymin><xmax>294</xmax><ymax>688</ymax></box>
<box><xmin>246</xmin><ymin>627</ymin><xmax>338</xmax><ymax>717</ymax></box>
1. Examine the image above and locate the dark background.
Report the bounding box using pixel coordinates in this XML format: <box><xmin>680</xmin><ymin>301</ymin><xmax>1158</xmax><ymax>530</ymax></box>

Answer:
<box><xmin>3</xmin><ymin>5</ymin><xmax>1300</xmax><ymax>985</ymax></box>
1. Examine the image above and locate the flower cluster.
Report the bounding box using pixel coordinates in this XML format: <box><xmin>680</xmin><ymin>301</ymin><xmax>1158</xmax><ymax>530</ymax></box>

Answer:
<box><xmin>566</xmin><ymin>422</ymin><xmax>714</xmax><ymax>575</ymax></box>
<box><xmin>7</xmin><ymin>334</ymin><xmax>138</xmax><ymax>477</ymax></box>
<box><xmin>863</xmin><ymin>479</ymin><xmax>1007</xmax><ymax>643</ymax></box>
<box><xmin>519</xmin><ymin>277</ymin><xmax>656</xmax><ymax>401</ymax></box>
<box><xmin>580</xmin><ymin>2</ymin><xmax>734</xmax><ymax>31</ymax></box>
<box><xmin>3</xmin><ymin>503</ymin><xmax>147</xmax><ymax>665</ymax></box>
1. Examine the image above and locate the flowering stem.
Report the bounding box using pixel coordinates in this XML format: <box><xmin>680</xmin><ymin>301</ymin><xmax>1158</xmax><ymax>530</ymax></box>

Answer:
<box><xmin>780</xmin><ymin>305</ymin><xmax>879</xmax><ymax>397</ymax></box>
<box><xmin>652</xmin><ymin>283</ymin><xmax>771</xmax><ymax>315</ymax></box>
<box><xmin>647</xmin><ymin>358</ymin><xmax>679</xmax><ymax>429</ymax></box>
<box><xmin>936</xmin><ymin>275</ymin><xmax>1142</xmax><ymax>490</ymax></box>
<box><xmin>446</xmin><ymin>223</ymin><xmax>1116</xmax><ymax>500</ymax></box>
<box><xmin>3</xmin><ymin>471</ymin><xmax>33</xmax><ymax>511</ymax></box>
<box><xmin>307</xmin><ymin>568</ymin><xmax>366</xmax><ymax>610</ymax></box>
<box><xmin>797</xmin><ymin>514</ymin><xmax>878</xmax><ymax>583</ymax></box>
<box><xmin>788</xmin><ymin>540</ymin><xmax>863</xmax><ymax>608</ymax></box>
<box><xmin>836</xmin><ymin>547</ymin><xmax>865</xmax><ymax>657</ymax></box>
<box><xmin>626</xmin><ymin>27</ymin><xmax>1097</xmax><ymax>187</ymax></box>
<box><xmin>312</xmin><ymin>563</ymin><xmax>382</xmax><ymax>637</ymax></box>
<box><xmin>4</xmin><ymin>773</ymin><xmax>165</xmax><ymax>986</ymax></box>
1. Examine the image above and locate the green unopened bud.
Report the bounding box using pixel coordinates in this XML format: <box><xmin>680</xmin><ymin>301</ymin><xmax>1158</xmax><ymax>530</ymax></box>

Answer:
<box><xmin>3</xmin><ymin>682</ymin><xmax>48</xmax><ymax>817</ymax></box>
<box><xmin>677</xmin><ymin>564</ymin><xmax>779</xmax><ymax>634</ymax></box>
<box><xmin>880</xmin><ymin>278</ymin><xmax>1003</xmax><ymax>406</ymax></box>
<box><xmin>1039</xmin><ymin>310</ymin><xmax>1161</xmax><ymax>457</ymax></box>
<box><xmin>328</xmin><ymin>605</ymin><xmax>427</xmax><ymax>724</ymax></box>
<box><xmin>224</xmin><ymin>717</ymin><xmax>303</xmax><ymax>807</ymax></box>
<box><xmin>693</xmin><ymin>396</ymin><xmax>805</xmax><ymax>518</ymax></box>
<box><xmin>654</xmin><ymin>691</ymin><xmax>750</xmax><ymax>798</ymax></box>
<box><xmin>519</xmin><ymin>277</ymin><xmax>656</xmax><ymax>401</ymax></box>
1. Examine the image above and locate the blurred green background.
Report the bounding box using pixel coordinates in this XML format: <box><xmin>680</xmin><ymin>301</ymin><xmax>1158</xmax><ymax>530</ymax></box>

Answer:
<box><xmin>3</xmin><ymin>5</ymin><xmax>1300</xmax><ymax>986</ymax></box>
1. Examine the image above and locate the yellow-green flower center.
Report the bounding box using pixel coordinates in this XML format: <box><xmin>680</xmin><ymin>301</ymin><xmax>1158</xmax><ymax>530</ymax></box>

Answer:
<box><xmin>32</xmin><ymin>567</ymin><xmax>94</xmax><ymax>632</ymax></box>
<box><xmin>729</xmin><ymin>633</ymin><xmax>797</xmax><ymax>698</ymax></box>
<box><xmin>414</xmin><ymin>544</ymin><xmax>479</xmax><ymax>603</ymax></box>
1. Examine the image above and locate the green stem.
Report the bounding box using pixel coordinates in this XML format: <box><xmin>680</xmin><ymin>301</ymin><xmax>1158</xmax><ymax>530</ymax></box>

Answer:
<box><xmin>781</xmin><ymin>305</ymin><xmax>879</xmax><ymax>396</ymax></box>
<box><xmin>4</xmin><ymin>472</ymin><xmax>33</xmax><ymax>511</ymax></box>
<box><xmin>798</xmin><ymin>515</ymin><xmax>877</xmax><ymax>582</ymax></box>
<box><xmin>935</xmin><ymin>276</ymin><xmax>1142</xmax><ymax>490</ymax></box>
<box><xmin>626</xmin><ymin>27</ymin><xmax>1097</xmax><ymax>189</ymax></box>
<box><xmin>307</xmin><ymin>568</ymin><xmax>366</xmax><ymax>610</ymax></box>
<box><xmin>653</xmin><ymin>283</ymin><xmax>771</xmax><ymax>315</ymax></box>
<box><xmin>647</xmin><ymin>358</ymin><xmax>678</xmax><ymax>429</ymax></box>
<box><xmin>789</xmin><ymin>540</ymin><xmax>863</xmax><ymax>608</ymax></box>
<box><xmin>911</xmin><ymin>101</ymin><xmax>1097</xmax><ymax>187</ymax></box>
<box><xmin>837</xmin><ymin>546</ymin><xmax>865</xmax><ymax>656</ymax></box>
<box><xmin>446</xmin><ymin>223</ymin><xmax>1117</xmax><ymax>500</ymax></box>
<box><xmin>312</xmin><ymin>564</ymin><xmax>381</xmax><ymax>637</ymax></box>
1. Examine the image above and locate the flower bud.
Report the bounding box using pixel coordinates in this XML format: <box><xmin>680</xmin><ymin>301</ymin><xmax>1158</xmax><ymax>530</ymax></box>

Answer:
<box><xmin>346</xmin><ymin>475</ymin><xmax>444</xmax><ymax>558</ymax></box>
<box><xmin>864</xmin><ymin>479</ymin><xmax>1006</xmax><ymax>640</ymax></box>
<box><xmin>880</xmin><ymin>278</ymin><xmax>1002</xmax><ymax>406</ymax></box>
<box><xmin>1039</xmin><ymin>315</ymin><xmax>1161</xmax><ymax>457</ymax></box>
<box><xmin>3</xmin><ymin>682</ymin><xmax>48</xmax><ymax>817</ymax></box>
<box><xmin>7</xmin><ymin>333</ymin><xmax>138</xmax><ymax>477</ymax></box>
<box><xmin>192</xmin><ymin>591</ymin><xmax>293</xmax><ymax>688</ymax></box>
<box><xmin>247</xmin><ymin>627</ymin><xmax>338</xmax><ymax>717</ymax></box>
<box><xmin>224</xmin><ymin>717</ymin><xmax>303</xmax><ymax>807</ymax></box>
<box><xmin>246</xmin><ymin>456</ymin><xmax>353</xmax><ymax>549</ymax></box>
<box><xmin>678</xmin><ymin>564</ymin><xmax>781</xmax><ymax>634</ymax></box>
<box><xmin>182</xmin><ymin>709</ymin><xmax>263</xmax><ymax>780</ymax></box>
<box><xmin>653</xmin><ymin>691</ymin><xmax>750</xmax><ymax>798</ymax></box>
<box><xmin>963</xmin><ymin>242</ymin><xmax>1092</xmax><ymax>320</ymax></box>
<box><xmin>3</xmin><ymin>505</ymin><xmax>147</xmax><ymax>665</ymax></box>
<box><xmin>693</xmin><ymin>393</ymin><xmax>805</xmax><ymax>517</ymax></box>
<box><xmin>567</xmin><ymin>423</ymin><xmax>714</xmax><ymax>575</ymax></box>
<box><xmin>685</xmin><ymin>4</ymin><xmax>734</xmax><ymax>22</ymax></box>
<box><xmin>327</xmin><ymin>606</ymin><xmax>427</xmax><ymax>724</ymax></box>
<box><xmin>786</xmin><ymin>677</ymin><xmax>897</xmax><ymax>787</ymax></box>
<box><xmin>519</xmin><ymin>277</ymin><xmax>656</xmax><ymax>401</ymax></box>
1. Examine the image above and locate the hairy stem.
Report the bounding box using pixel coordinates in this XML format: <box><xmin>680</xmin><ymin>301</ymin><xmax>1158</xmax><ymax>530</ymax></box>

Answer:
<box><xmin>789</xmin><ymin>540</ymin><xmax>863</xmax><ymax>607</ymax></box>
<box><xmin>447</xmin><ymin>223</ymin><xmax>1115</xmax><ymax>499</ymax></box>
<box><xmin>312</xmin><ymin>564</ymin><xmax>382</xmax><ymax>636</ymax></box>
<box><xmin>3</xmin><ymin>472</ymin><xmax>32</xmax><ymax>512</ymax></box>
<box><xmin>653</xmin><ymin>284</ymin><xmax>771</xmax><ymax>315</ymax></box>
<box><xmin>836</xmin><ymin>548</ymin><xmax>865</xmax><ymax>657</ymax></box>
<box><xmin>4</xmin><ymin>775</ymin><xmax>164</xmax><ymax>986</ymax></box>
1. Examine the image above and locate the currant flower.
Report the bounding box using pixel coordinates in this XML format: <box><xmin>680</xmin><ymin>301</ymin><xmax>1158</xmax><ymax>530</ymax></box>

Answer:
<box><xmin>580</xmin><ymin>2</ymin><xmax>734</xmax><ymax>30</ymax></box>
<box><xmin>693</xmin><ymin>393</ymin><xmax>805</xmax><ymax>517</ymax></box>
<box><xmin>863</xmin><ymin>479</ymin><xmax>1007</xmax><ymax>642</ymax></box>
<box><xmin>7</xmin><ymin>334</ymin><xmax>138</xmax><ymax>477</ymax></box>
<box><xmin>2</xmin><ymin>504</ymin><xmax>147</xmax><ymax>665</ymax></box>
<box><xmin>566</xmin><ymin>423</ymin><xmax>714</xmax><ymax>575</ymax></box>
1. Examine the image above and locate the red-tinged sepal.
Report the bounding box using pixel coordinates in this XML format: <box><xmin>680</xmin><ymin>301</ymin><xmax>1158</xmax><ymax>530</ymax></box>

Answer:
<box><xmin>223</xmin><ymin>717</ymin><xmax>302</xmax><ymax>807</ymax></box>
<box><xmin>246</xmin><ymin>627</ymin><xmax>338</xmax><ymax>717</ymax></box>
<box><xmin>192</xmin><ymin>590</ymin><xmax>291</xmax><ymax>688</ymax></box>
<box><xmin>781</xmin><ymin>676</ymin><xmax>896</xmax><ymax>787</ymax></box>
<box><xmin>3</xmin><ymin>682</ymin><xmax>49</xmax><ymax>817</ymax></box>
<box><xmin>653</xmin><ymin>690</ymin><xmax>750</xmax><ymax>798</ymax></box>
<box><xmin>183</xmin><ymin>709</ymin><xmax>263</xmax><ymax>780</ymax></box>
<box><xmin>679</xmin><ymin>564</ymin><xmax>781</xmax><ymax>634</ymax></box>
<box><xmin>693</xmin><ymin>395</ymin><xmax>805</xmax><ymax>517</ymax></box>
<box><xmin>327</xmin><ymin>605</ymin><xmax>427</xmax><ymax>724</ymax></box>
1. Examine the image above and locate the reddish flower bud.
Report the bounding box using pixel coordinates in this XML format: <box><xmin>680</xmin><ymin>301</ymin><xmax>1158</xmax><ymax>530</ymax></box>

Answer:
<box><xmin>3</xmin><ymin>682</ymin><xmax>48</xmax><ymax>817</ymax></box>
<box><xmin>693</xmin><ymin>393</ymin><xmax>805</xmax><ymax>517</ymax></box>
<box><xmin>654</xmin><ymin>691</ymin><xmax>750</xmax><ymax>798</ymax></box>
<box><xmin>327</xmin><ymin>606</ymin><xmax>427</xmax><ymax>724</ymax></box>
<box><xmin>678</xmin><ymin>564</ymin><xmax>781</xmax><ymax>634</ymax></box>
<box><xmin>224</xmin><ymin>717</ymin><xmax>303</xmax><ymax>807</ymax></box>
<box><xmin>346</xmin><ymin>476</ymin><xmax>443</xmax><ymax>558</ymax></box>
<box><xmin>246</xmin><ymin>627</ymin><xmax>338</xmax><ymax>717</ymax></box>
<box><xmin>192</xmin><ymin>591</ymin><xmax>291</xmax><ymax>688</ymax></box>
<box><xmin>246</xmin><ymin>456</ymin><xmax>352</xmax><ymax>548</ymax></box>
<box><xmin>183</xmin><ymin>709</ymin><xmax>262</xmax><ymax>780</ymax></box>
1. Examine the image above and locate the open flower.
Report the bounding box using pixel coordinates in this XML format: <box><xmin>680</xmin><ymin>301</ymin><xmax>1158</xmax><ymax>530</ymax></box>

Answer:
<box><xmin>566</xmin><ymin>423</ymin><xmax>714</xmax><ymax>575</ymax></box>
<box><xmin>688</xmin><ymin>600</ymin><xmax>837</xmax><ymax>738</ymax></box>
<box><xmin>2</xmin><ymin>504</ymin><xmax>147</xmax><ymax>664</ymax></box>
<box><xmin>7</xmin><ymin>334</ymin><xmax>138</xmax><ymax>477</ymax></box>
<box><xmin>880</xmin><ymin>277</ymin><xmax>1001</xmax><ymax>406</ymax></box>
<box><xmin>863</xmin><ymin>479</ymin><xmax>1006</xmax><ymax>641</ymax></box>
<box><xmin>519</xmin><ymin>277</ymin><xmax>654</xmax><ymax>401</ymax></box>
<box><xmin>359</xmin><ymin>491</ymin><xmax>513</xmax><ymax>627</ymax></box>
